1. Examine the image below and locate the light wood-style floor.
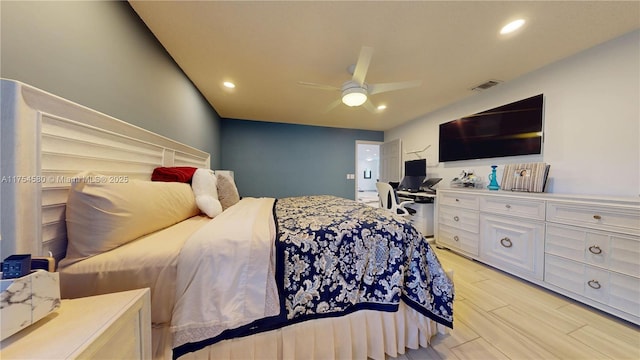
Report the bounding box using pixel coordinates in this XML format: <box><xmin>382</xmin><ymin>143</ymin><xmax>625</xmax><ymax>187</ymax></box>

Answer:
<box><xmin>394</xmin><ymin>247</ymin><xmax>640</xmax><ymax>360</ymax></box>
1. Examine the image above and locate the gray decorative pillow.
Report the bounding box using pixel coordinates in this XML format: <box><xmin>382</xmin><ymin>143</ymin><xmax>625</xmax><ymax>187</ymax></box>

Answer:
<box><xmin>216</xmin><ymin>172</ymin><xmax>240</xmax><ymax>210</ymax></box>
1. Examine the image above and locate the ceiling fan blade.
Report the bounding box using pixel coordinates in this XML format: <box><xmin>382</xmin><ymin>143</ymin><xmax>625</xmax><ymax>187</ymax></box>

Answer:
<box><xmin>351</xmin><ymin>46</ymin><xmax>374</xmax><ymax>86</ymax></box>
<box><xmin>324</xmin><ymin>99</ymin><xmax>342</xmax><ymax>113</ymax></box>
<box><xmin>298</xmin><ymin>81</ymin><xmax>340</xmax><ymax>91</ymax></box>
<box><xmin>362</xmin><ymin>100</ymin><xmax>377</xmax><ymax>113</ymax></box>
<box><xmin>368</xmin><ymin>80</ymin><xmax>422</xmax><ymax>95</ymax></box>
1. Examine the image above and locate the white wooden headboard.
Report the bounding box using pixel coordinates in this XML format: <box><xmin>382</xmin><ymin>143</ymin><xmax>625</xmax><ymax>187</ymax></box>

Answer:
<box><xmin>0</xmin><ymin>79</ymin><xmax>210</xmax><ymax>262</ymax></box>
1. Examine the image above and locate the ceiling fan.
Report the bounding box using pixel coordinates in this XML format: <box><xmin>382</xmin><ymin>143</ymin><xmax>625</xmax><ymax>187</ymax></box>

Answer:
<box><xmin>298</xmin><ymin>46</ymin><xmax>422</xmax><ymax>111</ymax></box>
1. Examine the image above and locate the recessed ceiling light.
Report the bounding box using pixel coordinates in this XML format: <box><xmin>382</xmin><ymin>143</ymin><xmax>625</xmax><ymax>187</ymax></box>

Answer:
<box><xmin>223</xmin><ymin>81</ymin><xmax>236</xmax><ymax>89</ymax></box>
<box><xmin>500</xmin><ymin>19</ymin><xmax>525</xmax><ymax>35</ymax></box>
<box><xmin>377</xmin><ymin>104</ymin><xmax>387</xmax><ymax>111</ymax></box>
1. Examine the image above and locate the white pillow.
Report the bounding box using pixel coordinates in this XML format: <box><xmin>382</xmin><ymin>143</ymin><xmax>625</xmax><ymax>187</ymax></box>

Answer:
<box><xmin>192</xmin><ymin>169</ymin><xmax>223</xmax><ymax>218</ymax></box>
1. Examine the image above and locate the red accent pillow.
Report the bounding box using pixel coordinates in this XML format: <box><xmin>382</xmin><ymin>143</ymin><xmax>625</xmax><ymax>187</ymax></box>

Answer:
<box><xmin>151</xmin><ymin>167</ymin><xmax>198</xmax><ymax>183</ymax></box>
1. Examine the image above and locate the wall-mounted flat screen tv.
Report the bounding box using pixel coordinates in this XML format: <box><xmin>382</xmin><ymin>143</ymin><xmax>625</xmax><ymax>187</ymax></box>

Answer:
<box><xmin>439</xmin><ymin>94</ymin><xmax>544</xmax><ymax>162</ymax></box>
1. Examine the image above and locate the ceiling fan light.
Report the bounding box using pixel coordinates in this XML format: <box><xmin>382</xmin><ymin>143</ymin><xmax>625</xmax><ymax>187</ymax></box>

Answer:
<box><xmin>342</xmin><ymin>88</ymin><xmax>367</xmax><ymax>107</ymax></box>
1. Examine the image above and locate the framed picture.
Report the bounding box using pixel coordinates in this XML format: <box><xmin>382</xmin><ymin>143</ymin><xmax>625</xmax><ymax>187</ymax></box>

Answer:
<box><xmin>501</xmin><ymin>162</ymin><xmax>550</xmax><ymax>192</ymax></box>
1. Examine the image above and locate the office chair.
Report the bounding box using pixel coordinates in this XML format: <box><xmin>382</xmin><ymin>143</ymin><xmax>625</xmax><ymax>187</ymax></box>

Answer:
<box><xmin>376</xmin><ymin>182</ymin><xmax>416</xmax><ymax>218</ymax></box>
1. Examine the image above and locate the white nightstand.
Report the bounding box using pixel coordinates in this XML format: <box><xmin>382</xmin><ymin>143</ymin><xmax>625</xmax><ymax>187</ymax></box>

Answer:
<box><xmin>1</xmin><ymin>288</ymin><xmax>151</xmax><ymax>359</ymax></box>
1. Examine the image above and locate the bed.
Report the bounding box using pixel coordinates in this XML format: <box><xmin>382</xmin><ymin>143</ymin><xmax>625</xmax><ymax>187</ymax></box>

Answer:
<box><xmin>0</xmin><ymin>79</ymin><xmax>454</xmax><ymax>360</ymax></box>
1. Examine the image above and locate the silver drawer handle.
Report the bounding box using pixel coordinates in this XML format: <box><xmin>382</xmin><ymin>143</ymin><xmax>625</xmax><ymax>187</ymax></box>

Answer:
<box><xmin>588</xmin><ymin>245</ymin><xmax>603</xmax><ymax>255</ymax></box>
<box><xmin>453</xmin><ymin>216</ymin><xmax>460</xmax><ymax>222</ymax></box>
<box><xmin>500</xmin><ymin>237</ymin><xmax>513</xmax><ymax>248</ymax></box>
<box><xmin>587</xmin><ymin>280</ymin><xmax>601</xmax><ymax>290</ymax></box>
<box><xmin>593</xmin><ymin>215</ymin><xmax>602</xmax><ymax>220</ymax></box>
<box><xmin>505</xmin><ymin>204</ymin><xmax>511</xmax><ymax>209</ymax></box>
<box><xmin>453</xmin><ymin>235</ymin><xmax>460</xmax><ymax>242</ymax></box>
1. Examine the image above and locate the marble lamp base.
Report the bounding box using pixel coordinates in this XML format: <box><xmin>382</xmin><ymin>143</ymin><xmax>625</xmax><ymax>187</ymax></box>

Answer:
<box><xmin>1</xmin><ymin>270</ymin><xmax>61</xmax><ymax>341</ymax></box>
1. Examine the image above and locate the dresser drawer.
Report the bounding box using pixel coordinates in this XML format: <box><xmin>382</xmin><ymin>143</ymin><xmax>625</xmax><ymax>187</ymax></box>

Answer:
<box><xmin>480</xmin><ymin>196</ymin><xmax>545</xmax><ymax>220</ymax></box>
<box><xmin>437</xmin><ymin>224</ymin><xmax>479</xmax><ymax>256</ymax></box>
<box><xmin>547</xmin><ymin>202</ymin><xmax>640</xmax><ymax>235</ymax></box>
<box><xmin>438</xmin><ymin>205</ymin><xmax>479</xmax><ymax>233</ymax></box>
<box><xmin>546</xmin><ymin>223</ymin><xmax>640</xmax><ymax>278</ymax></box>
<box><xmin>480</xmin><ymin>214</ymin><xmax>545</xmax><ymax>280</ymax></box>
<box><xmin>545</xmin><ymin>254</ymin><xmax>639</xmax><ymax>318</ymax></box>
<box><xmin>438</xmin><ymin>192</ymin><xmax>479</xmax><ymax>210</ymax></box>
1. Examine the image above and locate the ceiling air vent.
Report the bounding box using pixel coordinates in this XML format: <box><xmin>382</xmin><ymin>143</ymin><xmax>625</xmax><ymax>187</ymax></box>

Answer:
<box><xmin>471</xmin><ymin>80</ymin><xmax>502</xmax><ymax>91</ymax></box>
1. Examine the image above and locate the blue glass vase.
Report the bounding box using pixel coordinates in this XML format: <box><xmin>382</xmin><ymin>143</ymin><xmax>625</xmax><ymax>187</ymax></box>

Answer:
<box><xmin>487</xmin><ymin>165</ymin><xmax>500</xmax><ymax>190</ymax></box>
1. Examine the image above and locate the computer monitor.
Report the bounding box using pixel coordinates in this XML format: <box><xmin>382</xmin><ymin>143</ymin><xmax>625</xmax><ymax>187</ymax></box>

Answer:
<box><xmin>399</xmin><ymin>159</ymin><xmax>426</xmax><ymax>192</ymax></box>
<box><xmin>404</xmin><ymin>159</ymin><xmax>426</xmax><ymax>177</ymax></box>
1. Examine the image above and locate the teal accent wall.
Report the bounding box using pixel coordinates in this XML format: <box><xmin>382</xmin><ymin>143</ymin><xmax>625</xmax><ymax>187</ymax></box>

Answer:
<box><xmin>221</xmin><ymin>119</ymin><xmax>383</xmax><ymax>199</ymax></box>
<box><xmin>0</xmin><ymin>1</ymin><xmax>221</xmax><ymax>168</ymax></box>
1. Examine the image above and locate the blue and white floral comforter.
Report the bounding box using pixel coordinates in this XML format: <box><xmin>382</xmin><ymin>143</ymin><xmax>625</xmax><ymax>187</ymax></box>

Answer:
<box><xmin>276</xmin><ymin>195</ymin><xmax>453</xmax><ymax>325</ymax></box>
<box><xmin>172</xmin><ymin>195</ymin><xmax>454</xmax><ymax>359</ymax></box>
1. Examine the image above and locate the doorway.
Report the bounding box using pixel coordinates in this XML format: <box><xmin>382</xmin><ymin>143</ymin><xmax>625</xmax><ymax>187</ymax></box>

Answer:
<box><xmin>355</xmin><ymin>141</ymin><xmax>381</xmax><ymax>206</ymax></box>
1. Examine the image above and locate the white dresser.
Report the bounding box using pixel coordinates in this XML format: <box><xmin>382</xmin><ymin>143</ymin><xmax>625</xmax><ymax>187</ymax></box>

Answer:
<box><xmin>437</xmin><ymin>191</ymin><xmax>480</xmax><ymax>257</ymax></box>
<box><xmin>1</xmin><ymin>288</ymin><xmax>151</xmax><ymax>359</ymax></box>
<box><xmin>436</xmin><ymin>189</ymin><xmax>640</xmax><ymax>325</ymax></box>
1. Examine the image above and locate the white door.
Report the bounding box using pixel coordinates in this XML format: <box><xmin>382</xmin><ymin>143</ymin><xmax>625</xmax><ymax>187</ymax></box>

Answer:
<box><xmin>379</xmin><ymin>138</ymin><xmax>402</xmax><ymax>183</ymax></box>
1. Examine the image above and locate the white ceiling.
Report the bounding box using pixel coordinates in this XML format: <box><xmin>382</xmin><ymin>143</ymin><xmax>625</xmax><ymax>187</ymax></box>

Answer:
<box><xmin>129</xmin><ymin>1</ymin><xmax>639</xmax><ymax>131</ymax></box>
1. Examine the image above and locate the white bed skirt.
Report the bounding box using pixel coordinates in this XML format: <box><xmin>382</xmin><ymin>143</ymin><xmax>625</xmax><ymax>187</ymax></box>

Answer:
<box><xmin>154</xmin><ymin>301</ymin><xmax>449</xmax><ymax>360</ymax></box>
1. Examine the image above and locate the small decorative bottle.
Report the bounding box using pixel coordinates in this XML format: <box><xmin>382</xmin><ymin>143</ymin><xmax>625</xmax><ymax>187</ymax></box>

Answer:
<box><xmin>487</xmin><ymin>165</ymin><xmax>500</xmax><ymax>190</ymax></box>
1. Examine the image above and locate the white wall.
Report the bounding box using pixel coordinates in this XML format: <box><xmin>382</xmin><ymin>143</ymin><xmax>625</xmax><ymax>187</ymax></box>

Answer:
<box><xmin>386</xmin><ymin>30</ymin><xmax>639</xmax><ymax>198</ymax></box>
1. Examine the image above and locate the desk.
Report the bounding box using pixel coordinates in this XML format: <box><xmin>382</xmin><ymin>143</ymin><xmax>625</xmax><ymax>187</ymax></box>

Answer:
<box><xmin>396</xmin><ymin>191</ymin><xmax>436</xmax><ymax>237</ymax></box>
<box><xmin>396</xmin><ymin>190</ymin><xmax>436</xmax><ymax>202</ymax></box>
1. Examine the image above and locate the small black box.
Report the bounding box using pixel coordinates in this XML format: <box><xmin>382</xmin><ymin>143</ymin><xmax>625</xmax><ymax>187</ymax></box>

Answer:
<box><xmin>2</xmin><ymin>254</ymin><xmax>32</xmax><ymax>279</ymax></box>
